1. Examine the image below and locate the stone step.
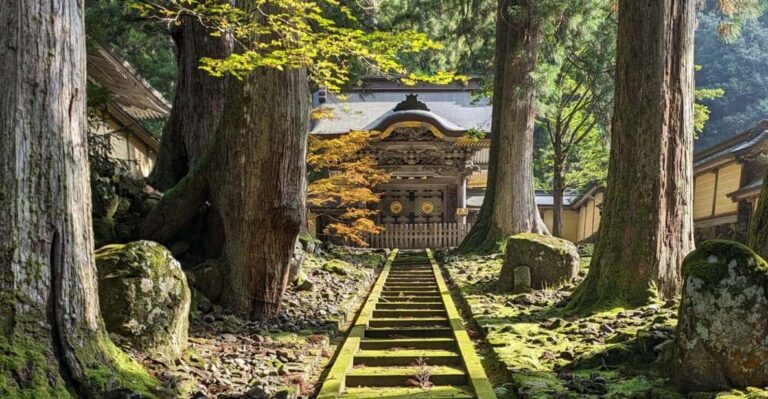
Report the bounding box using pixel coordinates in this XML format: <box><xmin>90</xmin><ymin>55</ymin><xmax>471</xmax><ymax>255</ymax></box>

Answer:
<box><xmin>365</xmin><ymin>327</ymin><xmax>454</xmax><ymax>339</ymax></box>
<box><xmin>376</xmin><ymin>302</ymin><xmax>444</xmax><ymax>310</ymax></box>
<box><xmin>346</xmin><ymin>366</ymin><xmax>467</xmax><ymax>387</ymax></box>
<box><xmin>379</xmin><ymin>295</ymin><xmax>442</xmax><ymax>303</ymax></box>
<box><xmin>369</xmin><ymin>317</ymin><xmax>449</xmax><ymax>328</ymax></box>
<box><xmin>385</xmin><ymin>278</ymin><xmax>436</xmax><ymax>283</ymax></box>
<box><xmin>372</xmin><ymin>309</ymin><xmax>447</xmax><ymax>318</ymax></box>
<box><xmin>389</xmin><ymin>270</ymin><xmax>433</xmax><ymax>274</ymax></box>
<box><xmin>354</xmin><ymin>349</ymin><xmax>462</xmax><ymax>366</ymax></box>
<box><xmin>383</xmin><ymin>286</ymin><xmax>438</xmax><ymax>292</ymax></box>
<box><xmin>386</xmin><ymin>274</ymin><xmax>434</xmax><ymax>278</ymax></box>
<box><xmin>340</xmin><ymin>386</ymin><xmax>474</xmax><ymax>399</ymax></box>
<box><xmin>381</xmin><ymin>290</ymin><xmax>439</xmax><ymax>296</ymax></box>
<box><xmin>359</xmin><ymin>338</ymin><xmax>457</xmax><ymax>351</ymax></box>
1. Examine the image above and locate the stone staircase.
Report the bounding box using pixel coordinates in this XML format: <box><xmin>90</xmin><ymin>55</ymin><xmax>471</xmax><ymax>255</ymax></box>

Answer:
<box><xmin>317</xmin><ymin>250</ymin><xmax>494</xmax><ymax>399</ymax></box>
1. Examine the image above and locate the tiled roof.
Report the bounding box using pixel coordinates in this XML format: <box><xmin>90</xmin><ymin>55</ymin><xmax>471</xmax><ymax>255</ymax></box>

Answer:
<box><xmin>694</xmin><ymin>120</ymin><xmax>768</xmax><ymax>169</ymax></box>
<box><xmin>87</xmin><ymin>43</ymin><xmax>171</xmax><ymax>121</ymax></box>
<box><xmin>310</xmin><ymin>79</ymin><xmax>492</xmax><ymax>135</ymax></box>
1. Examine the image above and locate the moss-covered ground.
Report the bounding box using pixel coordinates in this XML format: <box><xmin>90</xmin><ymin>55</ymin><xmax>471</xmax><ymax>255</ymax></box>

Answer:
<box><xmin>133</xmin><ymin>247</ymin><xmax>384</xmax><ymax>398</ymax></box>
<box><xmin>440</xmin><ymin>251</ymin><xmax>768</xmax><ymax>399</ymax></box>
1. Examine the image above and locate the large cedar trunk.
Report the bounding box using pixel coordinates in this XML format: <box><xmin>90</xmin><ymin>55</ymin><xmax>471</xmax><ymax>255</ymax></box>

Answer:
<box><xmin>570</xmin><ymin>0</ymin><xmax>696</xmax><ymax>309</ymax></box>
<box><xmin>214</xmin><ymin>67</ymin><xmax>309</xmax><ymax>319</ymax></box>
<box><xmin>1</xmin><ymin>1</ymin><xmax>150</xmax><ymax>396</ymax></box>
<box><xmin>149</xmin><ymin>13</ymin><xmax>233</xmax><ymax>191</ymax></box>
<box><xmin>458</xmin><ymin>0</ymin><xmax>548</xmax><ymax>252</ymax></box>
<box><xmin>141</xmin><ymin>5</ymin><xmax>310</xmax><ymax>319</ymax></box>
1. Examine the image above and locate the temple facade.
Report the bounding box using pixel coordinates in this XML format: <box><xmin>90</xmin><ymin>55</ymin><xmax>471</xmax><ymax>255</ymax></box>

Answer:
<box><xmin>309</xmin><ymin>78</ymin><xmax>491</xmax><ymax>247</ymax></box>
<box><xmin>309</xmin><ymin>77</ymin><xmax>767</xmax><ymax>248</ymax></box>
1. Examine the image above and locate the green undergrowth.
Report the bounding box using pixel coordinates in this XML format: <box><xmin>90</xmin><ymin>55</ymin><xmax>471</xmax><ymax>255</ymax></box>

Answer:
<box><xmin>0</xmin><ymin>333</ymin><xmax>160</xmax><ymax>399</ymax></box>
<box><xmin>442</xmin><ymin>254</ymin><xmax>768</xmax><ymax>399</ymax></box>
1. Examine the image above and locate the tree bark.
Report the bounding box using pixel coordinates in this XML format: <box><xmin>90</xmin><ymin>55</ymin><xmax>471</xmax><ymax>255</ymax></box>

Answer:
<box><xmin>1</xmin><ymin>1</ymin><xmax>153</xmax><ymax>396</ymax></box>
<box><xmin>214</xmin><ymin>67</ymin><xmax>309</xmax><ymax>319</ymax></box>
<box><xmin>141</xmin><ymin>7</ymin><xmax>310</xmax><ymax>319</ymax></box>
<box><xmin>552</xmin><ymin>159</ymin><xmax>565</xmax><ymax>238</ymax></box>
<box><xmin>149</xmin><ymin>13</ymin><xmax>233</xmax><ymax>191</ymax></box>
<box><xmin>458</xmin><ymin>0</ymin><xmax>549</xmax><ymax>253</ymax></box>
<box><xmin>569</xmin><ymin>0</ymin><xmax>696</xmax><ymax>309</ymax></box>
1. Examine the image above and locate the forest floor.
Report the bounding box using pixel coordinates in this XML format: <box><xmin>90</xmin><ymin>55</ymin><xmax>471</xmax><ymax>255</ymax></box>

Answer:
<box><xmin>440</xmin><ymin>251</ymin><xmax>768</xmax><ymax>399</ymax></box>
<box><xmin>130</xmin><ymin>248</ymin><xmax>385</xmax><ymax>399</ymax></box>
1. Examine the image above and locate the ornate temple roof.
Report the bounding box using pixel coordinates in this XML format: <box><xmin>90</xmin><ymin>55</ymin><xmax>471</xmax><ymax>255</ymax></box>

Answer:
<box><xmin>310</xmin><ymin>77</ymin><xmax>492</xmax><ymax>135</ymax></box>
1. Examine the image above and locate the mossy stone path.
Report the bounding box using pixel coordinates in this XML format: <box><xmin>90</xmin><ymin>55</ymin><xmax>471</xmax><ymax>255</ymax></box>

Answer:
<box><xmin>318</xmin><ymin>250</ymin><xmax>494</xmax><ymax>399</ymax></box>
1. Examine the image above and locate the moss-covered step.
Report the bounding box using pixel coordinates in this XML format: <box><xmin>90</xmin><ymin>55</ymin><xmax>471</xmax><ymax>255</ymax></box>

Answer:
<box><xmin>365</xmin><ymin>327</ymin><xmax>454</xmax><ymax>339</ymax></box>
<box><xmin>391</xmin><ymin>269</ymin><xmax>432</xmax><ymax>277</ymax></box>
<box><xmin>372</xmin><ymin>309</ymin><xmax>447</xmax><ymax>318</ymax></box>
<box><xmin>375</xmin><ymin>302</ymin><xmax>444</xmax><ymax>310</ymax></box>
<box><xmin>381</xmin><ymin>290</ymin><xmax>440</xmax><ymax>296</ymax></box>
<box><xmin>384</xmin><ymin>279</ymin><xmax>436</xmax><ymax>284</ymax></box>
<box><xmin>346</xmin><ymin>366</ymin><xmax>467</xmax><ymax>387</ymax></box>
<box><xmin>384</xmin><ymin>285</ymin><xmax>437</xmax><ymax>293</ymax></box>
<box><xmin>368</xmin><ymin>317</ymin><xmax>449</xmax><ymax>328</ymax></box>
<box><xmin>379</xmin><ymin>296</ymin><xmax>443</xmax><ymax>303</ymax></box>
<box><xmin>358</xmin><ymin>338</ymin><xmax>457</xmax><ymax>351</ymax></box>
<box><xmin>341</xmin><ymin>386</ymin><xmax>474</xmax><ymax>399</ymax></box>
<box><xmin>353</xmin><ymin>349</ymin><xmax>462</xmax><ymax>366</ymax></box>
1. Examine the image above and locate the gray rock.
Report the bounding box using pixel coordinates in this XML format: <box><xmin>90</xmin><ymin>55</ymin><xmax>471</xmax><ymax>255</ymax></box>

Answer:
<box><xmin>297</xmin><ymin>277</ymin><xmax>315</xmax><ymax>292</ymax></box>
<box><xmin>246</xmin><ymin>387</ymin><xmax>269</xmax><ymax>399</ymax></box>
<box><xmin>95</xmin><ymin>241</ymin><xmax>191</xmax><ymax>360</ymax></box>
<box><xmin>499</xmin><ymin>233</ymin><xmax>580</xmax><ymax>290</ymax></box>
<box><xmin>674</xmin><ymin>240</ymin><xmax>768</xmax><ymax>392</ymax></box>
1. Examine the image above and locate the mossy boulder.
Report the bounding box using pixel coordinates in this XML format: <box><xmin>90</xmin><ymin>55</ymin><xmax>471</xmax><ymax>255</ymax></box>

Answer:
<box><xmin>95</xmin><ymin>241</ymin><xmax>191</xmax><ymax>360</ymax></box>
<box><xmin>674</xmin><ymin>240</ymin><xmax>768</xmax><ymax>393</ymax></box>
<box><xmin>499</xmin><ymin>233</ymin><xmax>580</xmax><ymax>290</ymax></box>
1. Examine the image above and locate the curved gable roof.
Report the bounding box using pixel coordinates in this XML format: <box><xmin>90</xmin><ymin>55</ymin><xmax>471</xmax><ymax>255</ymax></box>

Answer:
<box><xmin>310</xmin><ymin>79</ymin><xmax>492</xmax><ymax>135</ymax></box>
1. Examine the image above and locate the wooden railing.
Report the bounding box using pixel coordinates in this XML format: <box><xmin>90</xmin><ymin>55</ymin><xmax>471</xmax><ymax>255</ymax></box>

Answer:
<box><xmin>366</xmin><ymin>223</ymin><xmax>473</xmax><ymax>249</ymax></box>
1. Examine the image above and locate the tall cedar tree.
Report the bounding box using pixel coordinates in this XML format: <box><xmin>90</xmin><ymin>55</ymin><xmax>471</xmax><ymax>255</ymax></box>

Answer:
<box><xmin>458</xmin><ymin>0</ymin><xmax>550</xmax><ymax>253</ymax></box>
<box><xmin>0</xmin><ymin>1</ymin><xmax>156</xmax><ymax>396</ymax></box>
<box><xmin>569</xmin><ymin>0</ymin><xmax>697</xmax><ymax>308</ymax></box>
<box><xmin>141</xmin><ymin>43</ymin><xmax>310</xmax><ymax>322</ymax></box>
<box><xmin>135</xmin><ymin>0</ymin><xmax>445</xmax><ymax>319</ymax></box>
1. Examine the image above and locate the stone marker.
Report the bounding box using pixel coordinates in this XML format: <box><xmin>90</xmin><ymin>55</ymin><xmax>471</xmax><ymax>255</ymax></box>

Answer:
<box><xmin>513</xmin><ymin>266</ymin><xmax>532</xmax><ymax>293</ymax></box>
<box><xmin>499</xmin><ymin>233</ymin><xmax>579</xmax><ymax>290</ymax></box>
<box><xmin>674</xmin><ymin>240</ymin><xmax>768</xmax><ymax>392</ymax></box>
<box><xmin>96</xmin><ymin>240</ymin><xmax>191</xmax><ymax>360</ymax></box>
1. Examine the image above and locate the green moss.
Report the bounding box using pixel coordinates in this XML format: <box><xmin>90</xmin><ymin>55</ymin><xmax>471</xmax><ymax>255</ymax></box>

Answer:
<box><xmin>509</xmin><ymin>233</ymin><xmax>575</xmax><ymax>255</ymax></box>
<box><xmin>82</xmin><ymin>334</ymin><xmax>159</xmax><ymax>397</ymax></box>
<box><xmin>321</xmin><ymin>259</ymin><xmax>349</xmax><ymax>276</ymax></box>
<box><xmin>0</xmin><ymin>337</ymin><xmax>71</xmax><ymax>399</ymax></box>
<box><xmin>683</xmin><ymin>240</ymin><xmax>768</xmax><ymax>290</ymax></box>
